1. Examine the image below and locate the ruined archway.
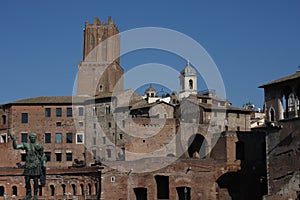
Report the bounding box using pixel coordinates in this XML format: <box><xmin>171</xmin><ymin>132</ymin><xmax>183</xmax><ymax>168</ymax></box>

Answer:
<box><xmin>188</xmin><ymin>134</ymin><xmax>207</xmax><ymax>158</ymax></box>
<box><xmin>216</xmin><ymin>172</ymin><xmax>240</xmax><ymax>200</ymax></box>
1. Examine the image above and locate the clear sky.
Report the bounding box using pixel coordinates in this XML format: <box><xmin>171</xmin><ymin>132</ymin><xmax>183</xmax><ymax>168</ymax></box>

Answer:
<box><xmin>0</xmin><ymin>1</ymin><xmax>299</xmax><ymax>108</ymax></box>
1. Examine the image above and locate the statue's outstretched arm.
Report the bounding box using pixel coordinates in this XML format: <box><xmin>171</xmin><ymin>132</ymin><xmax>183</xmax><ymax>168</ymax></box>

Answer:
<box><xmin>10</xmin><ymin>134</ymin><xmax>24</xmax><ymax>149</ymax></box>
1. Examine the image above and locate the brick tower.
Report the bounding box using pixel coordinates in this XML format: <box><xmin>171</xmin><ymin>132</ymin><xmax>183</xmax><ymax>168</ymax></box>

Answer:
<box><xmin>77</xmin><ymin>16</ymin><xmax>124</xmax><ymax>96</ymax></box>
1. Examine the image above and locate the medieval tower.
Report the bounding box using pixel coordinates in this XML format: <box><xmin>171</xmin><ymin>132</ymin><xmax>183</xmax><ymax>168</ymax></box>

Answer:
<box><xmin>77</xmin><ymin>16</ymin><xmax>124</xmax><ymax>96</ymax></box>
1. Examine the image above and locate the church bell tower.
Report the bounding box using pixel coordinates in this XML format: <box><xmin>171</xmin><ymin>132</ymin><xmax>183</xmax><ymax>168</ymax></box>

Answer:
<box><xmin>179</xmin><ymin>61</ymin><xmax>198</xmax><ymax>100</ymax></box>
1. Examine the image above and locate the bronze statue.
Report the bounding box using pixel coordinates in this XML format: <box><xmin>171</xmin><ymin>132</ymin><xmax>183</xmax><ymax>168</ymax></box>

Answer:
<box><xmin>10</xmin><ymin>133</ymin><xmax>46</xmax><ymax>200</ymax></box>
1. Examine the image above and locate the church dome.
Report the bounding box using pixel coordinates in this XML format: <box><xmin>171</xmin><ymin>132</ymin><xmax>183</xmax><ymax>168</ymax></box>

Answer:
<box><xmin>181</xmin><ymin>61</ymin><xmax>197</xmax><ymax>76</ymax></box>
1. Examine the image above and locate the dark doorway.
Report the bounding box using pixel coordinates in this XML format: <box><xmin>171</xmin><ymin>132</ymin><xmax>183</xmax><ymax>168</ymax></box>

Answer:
<box><xmin>176</xmin><ymin>187</ymin><xmax>191</xmax><ymax>200</ymax></box>
<box><xmin>155</xmin><ymin>175</ymin><xmax>169</xmax><ymax>199</ymax></box>
<box><xmin>134</xmin><ymin>187</ymin><xmax>147</xmax><ymax>200</ymax></box>
<box><xmin>0</xmin><ymin>186</ymin><xmax>4</xmax><ymax>196</ymax></box>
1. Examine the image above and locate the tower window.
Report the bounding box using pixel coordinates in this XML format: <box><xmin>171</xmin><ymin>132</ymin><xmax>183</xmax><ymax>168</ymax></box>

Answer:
<box><xmin>99</xmin><ymin>84</ymin><xmax>103</xmax><ymax>91</ymax></box>
<box><xmin>189</xmin><ymin>79</ymin><xmax>193</xmax><ymax>90</ymax></box>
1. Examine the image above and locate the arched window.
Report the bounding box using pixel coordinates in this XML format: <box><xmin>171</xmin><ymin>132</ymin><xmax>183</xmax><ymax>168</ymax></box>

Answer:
<box><xmin>50</xmin><ymin>185</ymin><xmax>55</xmax><ymax>196</ymax></box>
<box><xmin>105</xmin><ymin>105</ymin><xmax>111</xmax><ymax>114</ymax></box>
<box><xmin>12</xmin><ymin>186</ymin><xmax>17</xmax><ymax>196</ymax></box>
<box><xmin>189</xmin><ymin>79</ymin><xmax>193</xmax><ymax>90</ymax></box>
<box><xmin>61</xmin><ymin>184</ymin><xmax>66</xmax><ymax>195</ymax></box>
<box><xmin>88</xmin><ymin>184</ymin><xmax>92</xmax><ymax>195</ymax></box>
<box><xmin>71</xmin><ymin>184</ymin><xmax>76</xmax><ymax>195</ymax></box>
<box><xmin>288</xmin><ymin>93</ymin><xmax>295</xmax><ymax>111</ymax></box>
<box><xmin>80</xmin><ymin>184</ymin><xmax>84</xmax><ymax>195</ymax></box>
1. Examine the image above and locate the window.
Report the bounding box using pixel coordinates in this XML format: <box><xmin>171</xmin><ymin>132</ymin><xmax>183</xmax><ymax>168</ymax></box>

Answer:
<box><xmin>66</xmin><ymin>153</ymin><xmax>72</xmax><ymax>161</ymax></box>
<box><xmin>155</xmin><ymin>175</ymin><xmax>169</xmax><ymax>199</ymax></box>
<box><xmin>21</xmin><ymin>133</ymin><xmax>28</xmax><ymax>143</ymax></box>
<box><xmin>21</xmin><ymin>153</ymin><xmax>26</xmax><ymax>161</ymax></box>
<box><xmin>61</xmin><ymin>184</ymin><xmax>66</xmax><ymax>195</ymax></box>
<box><xmin>111</xmin><ymin>176</ymin><xmax>115</xmax><ymax>182</ymax></box>
<box><xmin>45</xmin><ymin>133</ymin><xmax>51</xmax><ymax>143</ymax></box>
<box><xmin>79</xmin><ymin>121</ymin><xmax>84</xmax><ymax>126</ymax></box>
<box><xmin>67</xmin><ymin>108</ymin><xmax>72</xmax><ymax>117</ymax></box>
<box><xmin>12</xmin><ymin>186</ymin><xmax>17</xmax><ymax>196</ymax></box>
<box><xmin>2</xmin><ymin>115</ymin><xmax>6</xmax><ymax>124</ymax></box>
<box><xmin>270</xmin><ymin>108</ymin><xmax>275</xmax><ymax>122</ymax></box>
<box><xmin>102</xmin><ymin>137</ymin><xmax>106</xmax><ymax>144</ymax></box>
<box><xmin>50</xmin><ymin>185</ymin><xmax>55</xmax><ymax>196</ymax></box>
<box><xmin>122</xmin><ymin>120</ymin><xmax>125</xmax><ymax>128</ymax></box>
<box><xmin>189</xmin><ymin>79</ymin><xmax>193</xmax><ymax>89</ymax></box>
<box><xmin>119</xmin><ymin>134</ymin><xmax>123</xmax><ymax>140</ymax></box>
<box><xmin>66</xmin><ymin>133</ymin><xmax>73</xmax><ymax>143</ymax></box>
<box><xmin>45</xmin><ymin>152</ymin><xmax>51</xmax><ymax>162</ymax></box>
<box><xmin>71</xmin><ymin>184</ymin><xmax>76</xmax><ymax>195</ymax></box>
<box><xmin>92</xmin><ymin>107</ymin><xmax>97</xmax><ymax>116</ymax></box>
<box><xmin>0</xmin><ymin>186</ymin><xmax>4</xmax><ymax>196</ymax></box>
<box><xmin>56</xmin><ymin>122</ymin><xmax>61</xmax><ymax>127</ymax></box>
<box><xmin>214</xmin><ymin>112</ymin><xmax>217</xmax><ymax>117</ymax></box>
<box><xmin>76</xmin><ymin>133</ymin><xmax>84</xmax><ymax>144</ymax></box>
<box><xmin>55</xmin><ymin>133</ymin><xmax>62</xmax><ymax>144</ymax></box>
<box><xmin>99</xmin><ymin>84</ymin><xmax>103</xmax><ymax>91</ymax></box>
<box><xmin>237</xmin><ymin>113</ymin><xmax>240</xmax><ymax>118</ymax></box>
<box><xmin>105</xmin><ymin>105</ymin><xmax>110</xmax><ymax>114</ymax></box>
<box><xmin>237</xmin><ymin>126</ymin><xmax>240</xmax><ymax>131</ymax></box>
<box><xmin>21</xmin><ymin>113</ymin><xmax>28</xmax><ymax>123</ymax></box>
<box><xmin>108</xmin><ymin>122</ymin><xmax>111</xmax><ymax>128</ymax></box>
<box><xmin>93</xmin><ymin>137</ymin><xmax>96</xmax><ymax>145</ymax></box>
<box><xmin>0</xmin><ymin>133</ymin><xmax>7</xmax><ymax>143</ymax></box>
<box><xmin>93</xmin><ymin>123</ymin><xmax>96</xmax><ymax>129</ymax></box>
<box><xmin>45</xmin><ymin>108</ymin><xmax>51</xmax><ymax>117</ymax></box>
<box><xmin>107</xmin><ymin>149</ymin><xmax>112</xmax><ymax>158</ymax></box>
<box><xmin>56</xmin><ymin>108</ymin><xmax>62</xmax><ymax>117</ymax></box>
<box><xmin>55</xmin><ymin>153</ymin><xmax>62</xmax><ymax>162</ymax></box>
<box><xmin>78</xmin><ymin>107</ymin><xmax>84</xmax><ymax>116</ymax></box>
<box><xmin>225</xmin><ymin>126</ymin><xmax>228</xmax><ymax>131</ymax></box>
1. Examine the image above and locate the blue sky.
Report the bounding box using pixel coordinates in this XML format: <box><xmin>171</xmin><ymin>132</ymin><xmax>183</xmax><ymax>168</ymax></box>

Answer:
<box><xmin>0</xmin><ymin>1</ymin><xmax>299</xmax><ymax>108</ymax></box>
